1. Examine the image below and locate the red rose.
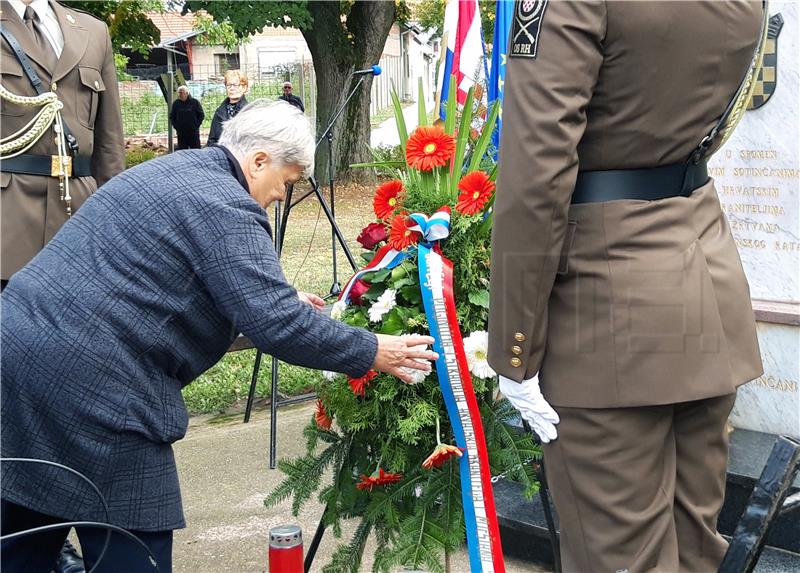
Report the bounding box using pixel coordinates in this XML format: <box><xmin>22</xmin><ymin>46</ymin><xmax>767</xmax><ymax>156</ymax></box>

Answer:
<box><xmin>350</xmin><ymin>279</ymin><xmax>371</xmax><ymax>306</ymax></box>
<box><xmin>356</xmin><ymin>222</ymin><xmax>388</xmax><ymax>250</ymax></box>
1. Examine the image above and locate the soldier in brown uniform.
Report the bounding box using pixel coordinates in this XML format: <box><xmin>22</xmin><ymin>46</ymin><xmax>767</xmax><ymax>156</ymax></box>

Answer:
<box><xmin>1</xmin><ymin>0</ymin><xmax>124</xmax><ymax>286</ymax></box>
<box><xmin>488</xmin><ymin>1</ymin><xmax>765</xmax><ymax>571</ymax></box>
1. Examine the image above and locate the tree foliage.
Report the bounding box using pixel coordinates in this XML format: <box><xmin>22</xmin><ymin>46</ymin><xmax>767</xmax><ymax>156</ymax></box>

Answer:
<box><xmin>182</xmin><ymin>1</ymin><xmax>313</xmax><ymax>38</ymax></box>
<box><xmin>192</xmin><ymin>13</ymin><xmax>243</xmax><ymax>52</ymax></box>
<box><xmin>62</xmin><ymin>0</ymin><xmax>161</xmax><ymax>54</ymax></box>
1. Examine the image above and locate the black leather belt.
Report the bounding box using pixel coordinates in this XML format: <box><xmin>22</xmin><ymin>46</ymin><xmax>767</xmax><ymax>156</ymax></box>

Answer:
<box><xmin>571</xmin><ymin>160</ymin><xmax>709</xmax><ymax>204</ymax></box>
<box><xmin>1</xmin><ymin>154</ymin><xmax>92</xmax><ymax>178</ymax></box>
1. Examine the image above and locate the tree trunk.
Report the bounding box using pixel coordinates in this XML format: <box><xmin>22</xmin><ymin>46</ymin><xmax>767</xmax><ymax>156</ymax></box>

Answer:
<box><xmin>303</xmin><ymin>0</ymin><xmax>396</xmax><ymax>183</ymax></box>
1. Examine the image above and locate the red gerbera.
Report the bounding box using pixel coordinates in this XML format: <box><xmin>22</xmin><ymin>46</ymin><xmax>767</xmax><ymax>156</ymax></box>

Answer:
<box><xmin>314</xmin><ymin>399</ymin><xmax>332</xmax><ymax>430</ymax></box>
<box><xmin>455</xmin><ymin>171</ymin><xmax>495</xmax><ymax>215</ymax></box>
<box><xmin>349</xmin><ymin>279</ymin><xmax>371</xmax><ymax>306</ymax></box>
<box><xmin>422</xmin><ymin>443</ymin><xmax>464</xmax><ymax>469</ymax></box>
<box><xmin>373</xmin><ymin>180</ymin><xmax>404</xmax><ymax>220</ymax></box>
<box><xmin>388</xmin><ymin>213</ymin><xmax>420</xmax><ymax>251</ymax></box>
<box><xmin>377</xmin><ymin>468</ymin><xmax>403</xmax><ymax>486</ymax></box>
<box><xmin>405</xmin><ymin>126</ymin><xmax>456</xmax><ymax>171</ymax></box>
<box><xmin>356</xmin><ymin>467</ymin><xmax>403</xmax><ymax>491</ymax></box>
<box><xmin>348</xmin><ymin>370</ymin><xmax>378</xmax><ymax>396</ymax></box>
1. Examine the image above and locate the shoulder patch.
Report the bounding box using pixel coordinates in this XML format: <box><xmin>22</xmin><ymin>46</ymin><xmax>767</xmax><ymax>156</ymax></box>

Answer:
<box><xmin>510</xmin><ymin>0</ymin><xmax>548</xmax><ymax>59</ymax></box>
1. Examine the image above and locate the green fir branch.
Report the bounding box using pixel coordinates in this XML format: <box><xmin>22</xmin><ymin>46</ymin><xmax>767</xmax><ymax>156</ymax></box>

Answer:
<box><xmin>398</xmin><ymin>505</ymin><xmax>447</xmax><ymax>573</ymax></box>
<box><xmin>484</xmin><ymin>400</ymin><xmax>542</xmax><ymax>497</ymax></box>
<box><xmin>264</xmin><ymin>436</ymin><xmax>347</xmax><ymax>514</ymax></box>
<box><xmin>428</xmin><ymin>460</ymin><xmax>465</xmax><ymax>550</ymax></box>
<box><xmin>321</xmin><ymin>516</ymin><xmax>373</xmax><ymax>573</ymax></box>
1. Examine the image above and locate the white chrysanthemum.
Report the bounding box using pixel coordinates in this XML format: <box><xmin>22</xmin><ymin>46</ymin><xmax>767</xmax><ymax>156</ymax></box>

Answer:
<box><xmin>330</xmin><ymin>300</ymin><xmax>347</xmax><ymax>321</ymax></box>
<box><xmin>399</xmin><ymin>366</ymin><xmax>429</xmax><ymax>385</ymax></box>
<box><xmin>322</xmin><ymin>370</ymin><xmax>340</xmax><ymax>381</ymax></box>
<box><xmin>398</xmin><ymin>342</ymin><xmax>432</xmax><ymax>385</ymax></box>
<box><xmin>463</xmin><ymin>330</ymin><xmax>495</xmax><ymax>379</ymax></box>
<box><xmin>368</xmin><ymin>288</ymin><xmax>397</xmax><ymax>323</ymax></box>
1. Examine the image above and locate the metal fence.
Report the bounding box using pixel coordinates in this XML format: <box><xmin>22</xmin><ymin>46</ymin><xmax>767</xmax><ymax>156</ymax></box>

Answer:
<box><xmin>119</xmin><ymin>56</ymin><xmax>403</xmax><ymax>140</ymax></box>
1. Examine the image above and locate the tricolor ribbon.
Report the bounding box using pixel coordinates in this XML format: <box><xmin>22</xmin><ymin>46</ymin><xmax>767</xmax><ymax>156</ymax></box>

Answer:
<box><xmin>341</xmin><ymin>207</ymin><xmax>505</xmax><ymax>572</ymax></box>
<box><xmin>339</xmin><ymin>245</ymin><xmax>409</xmax><ymax>304</ymax></box>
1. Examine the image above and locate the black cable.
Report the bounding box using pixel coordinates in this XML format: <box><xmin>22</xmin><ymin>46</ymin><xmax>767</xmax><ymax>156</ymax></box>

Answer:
<box><xmin>1</xmin><ymin>457</ymin><xmax>132</xmax><ymax>573</ymax></box>
<box><xmin>1</xmin><ymin>521</ymin><xmax>159</xmax><ymax>572</ymax></box>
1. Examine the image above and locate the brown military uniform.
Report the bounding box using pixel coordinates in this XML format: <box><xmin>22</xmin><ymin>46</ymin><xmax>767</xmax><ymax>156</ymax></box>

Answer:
<box><xmin>1</xmin><ymin>0</ymin><xmax>124</xmax><ymax>280</ymax></box>
<box><xmin>488</xmin><ymin>1</ymin><xmax>765</xmax><ymax>570</ymax></box>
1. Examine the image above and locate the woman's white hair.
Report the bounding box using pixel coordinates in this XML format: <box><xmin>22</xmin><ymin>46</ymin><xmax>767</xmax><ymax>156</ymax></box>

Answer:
<box><xmin>218</xmin><ymin>99</ymin><xmax>315</xmax><ymax>177</ymax></box>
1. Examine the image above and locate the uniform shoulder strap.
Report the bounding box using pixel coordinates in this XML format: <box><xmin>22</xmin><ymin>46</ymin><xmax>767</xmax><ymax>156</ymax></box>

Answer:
<box><xmin>0</xmin><ymin>24</ymin><xmax>47</xmax><ymax>94</ymax></box>
<box><xmin>690</xmin><ymin>0</ymin><xmax>770</xmax><ymax>163</ymax></box>
<box><xmin>0</xmin><ymin>24</ymin><xmax>80</xmax><ymax>155</ymax></box>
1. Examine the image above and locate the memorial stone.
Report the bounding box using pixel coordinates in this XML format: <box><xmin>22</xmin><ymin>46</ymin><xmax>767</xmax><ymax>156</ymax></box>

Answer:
<box><xmin>709</xmin><ymin>1</ymin><xmax>799</xmax><ymax>438</ymax></box>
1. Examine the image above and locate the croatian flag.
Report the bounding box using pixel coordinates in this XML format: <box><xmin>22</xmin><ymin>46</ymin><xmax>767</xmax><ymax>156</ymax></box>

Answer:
<box><xmin>437</xmin><ymin>0</ymin><xmax>484</xmax><ymax>120</ymax></box>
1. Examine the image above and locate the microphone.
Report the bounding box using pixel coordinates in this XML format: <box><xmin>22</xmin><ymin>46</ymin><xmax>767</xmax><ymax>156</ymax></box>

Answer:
<box><xmin>352</xmin><ymin>65</ymin><xmax>382</xmax><ymax>76</ymax></box>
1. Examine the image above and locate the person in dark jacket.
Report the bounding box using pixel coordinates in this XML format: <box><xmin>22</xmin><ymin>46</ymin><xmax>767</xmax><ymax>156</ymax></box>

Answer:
<box><xmin>206</xmin><ymin>69</ymin><xmax>248</xmax><ymax>146</ymax></box>
<box><xmin>278</xmin><ymin>81</ymin><xmax>304</xmax><ymax>112</ymax></box>
<box><xmin>169</xmin><ymin>85</ymin><xmax>204</xmax><ymax>150</ymax></box>
<box><xmin>0</xmin><ymin>99</ymin><xmax>437</xmax><ymax>573</ymax></box>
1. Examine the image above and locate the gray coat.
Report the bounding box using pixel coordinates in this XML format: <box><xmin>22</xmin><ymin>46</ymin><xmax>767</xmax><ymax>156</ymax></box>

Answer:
<box><xmin>1</xmin><ymin>147</ymin><xmax>377</xmax><ymax>531</ymax></box>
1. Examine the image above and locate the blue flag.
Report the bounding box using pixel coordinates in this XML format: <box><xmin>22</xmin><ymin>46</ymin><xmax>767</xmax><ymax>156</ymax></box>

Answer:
<box><xmin>488</xmin><ymin>0</ymin><xmax>514</xmax><ymax>153</ymax></box>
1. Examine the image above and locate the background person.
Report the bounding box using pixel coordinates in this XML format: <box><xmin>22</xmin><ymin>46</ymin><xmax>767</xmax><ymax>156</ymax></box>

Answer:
<box><xmin>278</xmin><ymin>80</ymin><xmax>304</xmax><ymax>112</ymax></box>
<box><xmin>169</xmin><ymin>85</ymin><xmax>204</xmax><ymax>150</ymax></box>
<box><xmin>206</xmin><ymin>69</ymin><xmax>248</xmax><ymax>146</ymax></box>
<box><xmin>489</xmin><ymin>1</ymin><xmax>764</xmax><ymax>571</ymax></box>
<box><xmin>0</xmin><ymin>100</ymin><xmax>437</xmax><ymax>573</ymax></box>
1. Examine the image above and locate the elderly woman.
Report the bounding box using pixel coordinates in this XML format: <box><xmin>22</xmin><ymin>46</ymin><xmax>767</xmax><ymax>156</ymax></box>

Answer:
<box><xmin>0</xmin><ymin>100</ymin><xmax>436</xmax><ymax>573</ymax></box>
<box><xmin>206</xmin><ymin>69</ymin><xmax>249</xmax><ymax>146</ymax></box>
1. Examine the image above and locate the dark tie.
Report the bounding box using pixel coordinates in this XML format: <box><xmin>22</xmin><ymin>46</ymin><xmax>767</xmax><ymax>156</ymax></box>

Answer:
<box><xmin>24</xmin><ymin>6</ymin><xmax>56</xmax><ymax>69</ymax></box>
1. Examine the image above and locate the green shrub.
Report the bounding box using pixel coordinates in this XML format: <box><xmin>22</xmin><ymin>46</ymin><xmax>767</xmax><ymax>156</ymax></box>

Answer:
<box><xmin>125</xmin><ymin>147</ymin><xmax>158</xmax><ymax>168</ymax></box>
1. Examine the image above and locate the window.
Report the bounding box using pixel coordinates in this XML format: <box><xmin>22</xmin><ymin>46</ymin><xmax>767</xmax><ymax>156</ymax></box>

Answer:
<box><xmin>214</xmin><ymin>53</ymin><xmax>240</xmax><ymax>75</ymax></box>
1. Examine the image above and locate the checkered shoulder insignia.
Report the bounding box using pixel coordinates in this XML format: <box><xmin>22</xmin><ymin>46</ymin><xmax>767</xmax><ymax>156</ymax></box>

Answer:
<box><xmin>748</xmin><ymin>13</ymin><xmax>784</xmax><ymax>110</ymax></box>
<box><xmin>510</xmin><ymin>0</ymin><xmax>548</xmax><ymax>59</ymax></box>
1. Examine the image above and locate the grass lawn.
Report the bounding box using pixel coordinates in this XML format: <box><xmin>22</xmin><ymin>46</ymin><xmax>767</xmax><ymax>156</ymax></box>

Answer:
<box><xmin>183</xmin><ymin>181</ymin><xmax>376</xmax><ymax>414</ymax></box>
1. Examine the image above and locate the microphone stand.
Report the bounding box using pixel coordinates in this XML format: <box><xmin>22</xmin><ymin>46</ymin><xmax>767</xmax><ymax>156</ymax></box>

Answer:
<box><xmin>243</xmin><ymin>73</ymin><xmax>373</xmax><ymax>474</ymax></box>
<box><xmin>315</xmin><ymin>73</ymin><xmax>368</xmax><ymax>296</ymax></box>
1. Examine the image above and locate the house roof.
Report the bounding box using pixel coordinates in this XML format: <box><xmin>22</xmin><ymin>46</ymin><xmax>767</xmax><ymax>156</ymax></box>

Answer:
<box><xmin>146</xmin><ymin>12</ymin><xmax>198</xmax><ymax>45</ymax></box>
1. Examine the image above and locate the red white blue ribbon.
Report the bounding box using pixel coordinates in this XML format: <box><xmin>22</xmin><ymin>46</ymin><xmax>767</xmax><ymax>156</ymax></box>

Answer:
<box><xmin>339</xmin><ymin>244</ymin><xmax>408</xmax><ymax>304</ymax></box>
<box><xmin>340</xmin><ymin>207</ymin><xmax>505</xmax><ymax>572</ymax></box>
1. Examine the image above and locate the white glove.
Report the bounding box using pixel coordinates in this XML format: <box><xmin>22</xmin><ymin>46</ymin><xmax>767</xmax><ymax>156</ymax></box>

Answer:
<box><xmin>499</xmin><ymin>374</ymin><xmax>560</xmax><ymax>443</ymax></box>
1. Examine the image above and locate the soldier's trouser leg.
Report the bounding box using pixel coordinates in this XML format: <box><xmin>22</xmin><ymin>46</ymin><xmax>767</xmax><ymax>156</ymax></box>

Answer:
<box><xmin>673</xmin><ymin>393</ymin><xmax>737</xmax><ymax>571</ymax></box>
<box><xmin>541</xmin><ymin>393</ymin><xmax>736</xmax><ymax>573</ymax></box>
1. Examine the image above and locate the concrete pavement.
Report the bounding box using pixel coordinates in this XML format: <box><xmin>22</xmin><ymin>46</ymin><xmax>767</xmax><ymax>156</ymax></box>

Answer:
<box><xmin>173</xmin><ymin>401</ymin><xmax>550</xmax><ymax>573</ymax></box>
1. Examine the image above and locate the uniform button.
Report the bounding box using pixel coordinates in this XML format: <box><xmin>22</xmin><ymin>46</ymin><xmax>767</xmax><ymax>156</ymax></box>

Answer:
<box><xmin>510</xmin><ymin>357</ymin><xmax>522</xmax><ymax>368</ymax></box>
<box><xmin>94</xmin><ymin>80</ymin><xmax>100</xmax><ymax>90</ymax></box>
<box><xmin>511</xmin><ymin>345</ymin><xmax>522</xmax><ymax>355</ymax></box>
<box><xmin>514</xmin><ymin>332</ymin><xmax>525</xmax><ymax>342</ymax></box>
<box><xmin>51</xmin><ymin>82</ymin><xmax>57</xmax><ymax>91</ymax></box>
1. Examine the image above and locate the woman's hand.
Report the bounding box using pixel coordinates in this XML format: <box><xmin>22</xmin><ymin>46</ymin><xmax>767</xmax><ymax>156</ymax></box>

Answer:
<box><xmin>298</xmin><ymin>291</ymin><xmax>326</xmax><ymax>311</ymax></box>
<box><xmin>372</xmin><ymin>334</ymin><xmax>438</xmax><ymax>383</ymax></box>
